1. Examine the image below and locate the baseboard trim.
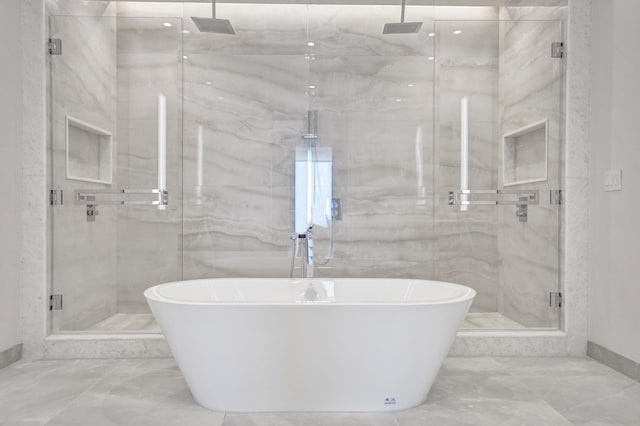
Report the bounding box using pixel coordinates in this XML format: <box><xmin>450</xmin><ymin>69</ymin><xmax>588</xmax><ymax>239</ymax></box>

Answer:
<box><xmin>587</xmin><ymin>341</ymin><xmax>640</xmax><ymax>382</ymax></box>
<box><xmin>0</xmin><ymin>343</ymin><xmax>22</xmax><ymax>369</ymax></box>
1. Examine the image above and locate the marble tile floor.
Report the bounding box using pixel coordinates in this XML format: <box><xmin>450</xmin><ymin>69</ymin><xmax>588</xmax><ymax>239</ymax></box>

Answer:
<box><xmin>87</xmin><ymin>312</ymin><xmax>523</xmax><ymax>334</ymax></box>
<box><xmin>461</xmin><ymin>313</ymin><xmax>525</xmax><ymax>330</ymax></box>
<box><xmin>88</xmin><ymin>314</ymin><xmax>160</xmax><ymax>333</ymax></box>
<box><xmin>1</xmin><ymin>357</ymin><xmax>639</xmax><ymax>426</ymax></box>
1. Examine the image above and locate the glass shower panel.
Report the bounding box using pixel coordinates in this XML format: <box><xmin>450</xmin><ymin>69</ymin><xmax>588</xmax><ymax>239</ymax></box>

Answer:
<box><xmin>435</xmin><ymin>19</ymin><xmax>564</xmax><ymax>330</ymax></box>
<box><xmin>49</xmin><ymin>15</ymin><xmax>182</xmax><ymax>332</ymax></box>
<box><xmin>180</xmin><ymin>2</ymin><xmax>437</xmax><ymax>280</ymax></box>
<box><xmin>180</xmin><ymin>2</ymin><xmax>310</xmax><ymax>279</ymax></box>
<box><xmin>306</xmin><ymin>3</ymin><xmax>437</xmax><ymax>279</ymax></box>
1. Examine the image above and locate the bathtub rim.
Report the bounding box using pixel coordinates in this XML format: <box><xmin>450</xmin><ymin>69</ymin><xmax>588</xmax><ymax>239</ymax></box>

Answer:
<box><xmin>144</xmin><ymin>277</ymin><xmax>477</xmax><ymax>307</ymax></box>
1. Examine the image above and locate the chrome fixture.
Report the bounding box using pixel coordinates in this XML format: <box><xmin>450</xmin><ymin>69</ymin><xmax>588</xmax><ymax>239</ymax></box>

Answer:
<box><xmin>75</xmin><ymin>189</ymin><xmax>168</xmax><ymax>222</ymax></box>
<box><xmin>515</xmin><ymin>197</ymin><xmax>529</xmax><ymax>222</ymax></box>
<box><xmin>191</xmin><ymin>0</ymin><xmax>236</xmax><ymax>35</ymax></box>
<box><xmin>448</xmin><ymin>189</ymin><xmax>539</xmax><ymax>207</ymax></box>
<box><xmin>330</xmin><ymin>198</ymin><xmax>343</xmax><ymax>221</ymax></box>
<box><xmin>48</xmin><ymin>38</ymin><xmax>62</xmax><ymax>55</ymax></box>
<box><xmin>299</xmin><ymin>230</ymin><xmax>314</xmax><ymax>279</ymax></box>
<box><xmin>448</xmin><ymin>189</ymin><xmax>539</xmax><ymax>223</ymax></box>
<box><xmin>383</xmin><ymin>0</ymin><xmax>423</xmax><ymax>34</ymax></box>
<box><xmin>551</xmin><ymin>42</ymin><xmax>564</xmax><ymax>58</ymax></box>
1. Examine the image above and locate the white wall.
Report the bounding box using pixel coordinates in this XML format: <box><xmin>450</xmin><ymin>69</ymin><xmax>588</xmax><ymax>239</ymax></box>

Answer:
<box><xmin>589</xmin><ymin>0</ymin><xmax>640</xmax><ymax>364</ymax></box>
<box><xmin>0</xmin><ymin>0</ymin><xmax>23</xmax><ymax>355</ymax></box>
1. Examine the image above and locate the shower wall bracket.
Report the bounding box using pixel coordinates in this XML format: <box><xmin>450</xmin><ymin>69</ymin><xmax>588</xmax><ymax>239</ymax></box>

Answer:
<box><xmin>74</xmin><ymin>189</ymin><xmax>168</xmax><ymax>222</ymax></box>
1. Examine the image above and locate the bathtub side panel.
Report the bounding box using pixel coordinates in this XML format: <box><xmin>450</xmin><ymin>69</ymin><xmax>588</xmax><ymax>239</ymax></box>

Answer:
<box><xmin>148</xmin><ymin>302</ymin><xmax>471</xmax><ymax>412</ymax></box>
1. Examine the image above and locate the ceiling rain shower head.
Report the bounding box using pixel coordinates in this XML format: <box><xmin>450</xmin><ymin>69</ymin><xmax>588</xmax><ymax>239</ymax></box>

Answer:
<box><xmin>191</xmin><ymin>0</ymin><xmax>236</xmax><ymax>35</ymax></box>
<box><xmin>383</xmin><ymin>0</ymin><xmax>423</xmax><ymax>34</ymax></box>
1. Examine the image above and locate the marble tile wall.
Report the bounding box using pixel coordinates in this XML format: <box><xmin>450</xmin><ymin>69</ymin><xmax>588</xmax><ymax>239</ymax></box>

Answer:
<box><xmin>48</xmin><ymin>10</ymin><xmax>118</xmax><ymax>331</ymax></box>
<box><xmin>496</xmin><ymin>8</ymin><xmax>565</xmax><ymax>327</ymax></box>
<box><xmin>46</xmin><ymin>2</ymin><xmax>567</xmax><ymax>331</ymax></box>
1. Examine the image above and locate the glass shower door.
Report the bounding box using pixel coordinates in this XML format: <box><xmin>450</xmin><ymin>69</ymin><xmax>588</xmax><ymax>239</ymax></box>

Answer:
<box><xmin>48</xmin><ymin>15</ymin><xmax>182</xmax><ymax>333</ymax></box>
<box><xmin>435</xmin><ymin>19</ymin><xmax>564</xmax><ymax>329</ymax></box>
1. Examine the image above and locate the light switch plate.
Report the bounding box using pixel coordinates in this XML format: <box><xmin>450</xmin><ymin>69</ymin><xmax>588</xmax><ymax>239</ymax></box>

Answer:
<box><xmin>604</xmin><ymin>168</ymin><xmax>622</xmax><ymax>192</ymax></box>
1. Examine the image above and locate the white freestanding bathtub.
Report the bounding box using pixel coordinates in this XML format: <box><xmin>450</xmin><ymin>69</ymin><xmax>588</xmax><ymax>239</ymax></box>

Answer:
<box><xmin>144</xmin><ymin>278</ymin><xmax>475</xmax><ymax>412</ymax></box>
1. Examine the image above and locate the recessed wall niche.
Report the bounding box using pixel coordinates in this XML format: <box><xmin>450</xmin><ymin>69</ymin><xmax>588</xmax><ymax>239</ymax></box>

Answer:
<box><xmin>502</xmin><ymin>119</ymin><xmax>548</xmax><ymax>186</ymax></box>
<box><xmin>66</xmin><ymin>116</ymin><xmax>113</xmax><ymax>184</ymax></box>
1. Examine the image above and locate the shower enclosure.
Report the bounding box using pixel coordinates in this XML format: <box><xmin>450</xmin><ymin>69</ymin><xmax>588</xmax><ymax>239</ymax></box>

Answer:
<box><xmin>47</xmin><ymin>1</ymin><xmax>565</xmax><ymax>334</ymax></box>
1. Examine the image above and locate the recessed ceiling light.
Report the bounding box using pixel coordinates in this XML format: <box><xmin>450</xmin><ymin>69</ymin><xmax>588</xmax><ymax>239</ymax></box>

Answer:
<box><xmin>307</xmin><ymin>41</ymin><xmax>315</xmax><ymax>47</ymax></box>
<box><xmin>182</xmin><ymin>29</ymin><xmax>190</xmax><ymax>34</ymax></box>
<box><xmin>182</xmin><ymin>55</ymin><xmax>188</xmax><ymax>60</ymax></box>
<box><xmin>453</xmin><ymin>29</ymin><xmax>462</xmax><ymax>35</ymax></box>
<box><xmin>428</xmin><ymin>32</ymin><xmax>436</xmax><ymax>37</ymax></box>
<box><xmin>218</xmin><ymin>96</ymin><xmax>224</xmax><ymax>100</ymax></box>
<box><xmin>407</xmin><ymin>83</ymin><xmax>414</xmax><ymax>87</ymax></box>
<box><xmin>205</xmin><ymin>81</ymin><xmax>212</xmax><ymax>86</ymax></box>
<box><xmin>396</xmin><ymin>98</ymin><xmax>402</xmax><ymax>102</ymax></box>
<box><xmin>163</xmin><ymin>22</ymin><xmax>173</xmax><ymax>28</ymax></box>
<box><xmin>308</xmin><ymin>85</ymin><xmax>316</xmax><ymax>89</ymax></box>
<box><xmin>427</xmin><ymin>56</ymin><xmax>435</xmax><ymax>61</ymax></box>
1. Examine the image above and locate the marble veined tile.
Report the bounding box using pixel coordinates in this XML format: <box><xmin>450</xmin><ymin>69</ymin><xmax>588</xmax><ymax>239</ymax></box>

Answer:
<box><xmin>89</xmin><ymin>313</ymin><xmax>159</xmax><ymax>333</ymax></box>
<box><xmin>462</xmin><ymin>312</ymin><xmax>525</xmax><ymax>329</ymax></box>
<box><xmin>555</xmin><ymin>384</ymin><xmax>640</xmax><ymax>425</ymax></box>
<box><xmin>438</xmin><ymin>58</ymin><xmax>498</xmax><ymax>125</ymax></box>
<box><xmin>183</xmin><ymin>250</ymin><xmax>292</xmax><ymax>280</ymax></box>
<box><xmin>184</xmin><ymin>54</ymin><xmax>308</xmax><ymax>123</ymax></box>
<box><xmin>4</xmin><ymin>357</ymin><xmax>638</xmax><ymax>425</ymax></box>
<box><xmin>117</xmin><ymin>53</ymin><xmax>181</xmax><ymax>121</ymax></box>
<box><xmin>47</xmin><ymin>0</ymin><xmax>115</xmax><ymax>17</ymax></box>
<box><xmin>116</xmin><ymin>17</ymin><xmax>182</xmax><ymax>55</ymax></box>
<box><xmin>501</xmin><ymin>3</ymin><xmax>567</xmax><ymax>20</ymax></box>
<box><xmin>0</xmin><ymin>360</ymin><xmax>120</xmax><ymax>424</ymax></box>
<box><xmin>45</xmin><ymin>359</ymin><xmax>225</xmax><ymax>426</ymax></box>
<box><xmin>346</xmin><ymin>120</ymin><xmax>434</xmax><ymax>188</ymax></box>
<box><xmin>435</xmin><ymin>20</ymin><xmax>499</xmax><ymax>60</ymax></box>
<box><xmin>182</xmin><ymin>119</ymin><xmax>274</xmax><ymax>188</ymax></box>
<box><xmin>223</xmin><ymin>412</ymin><xmax>398</xmax><ymax>426</ymax></box>
<box><xmin>397</xmin><ymin>398</ymin><xmax>571</xmax><ymax>426</ymax></box>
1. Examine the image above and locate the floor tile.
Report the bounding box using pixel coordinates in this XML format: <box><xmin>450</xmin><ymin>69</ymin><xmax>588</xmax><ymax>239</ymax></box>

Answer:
<box><xmin>0</xmin><ymin>357</ymin><xmax>638</xmax><ymax>426</ymax></box>
<box><xmin>0</xmin><ymin>360</ymin><xmax>120</xmax><ymax>424</ymax></box>
<box><xmin>556</xmin><ymin>384</ymin><xmax>640</xmax><ymax>425</ymax></box>
<box><xmin>222</xmin><ymin>413</ymin><xmax>398</xmax><ymax>426</ymax></box>
<box><xmin>397</xmin><ymin>398</ymin><xmax>572</xmax><ymax>426</ymax></box>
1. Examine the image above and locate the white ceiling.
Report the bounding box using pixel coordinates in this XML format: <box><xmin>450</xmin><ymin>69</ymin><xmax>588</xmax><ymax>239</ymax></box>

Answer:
<box><xmin>86</xmin><ymin>0</ymin><xmax>567</xmax><ymax>6</ymax></box>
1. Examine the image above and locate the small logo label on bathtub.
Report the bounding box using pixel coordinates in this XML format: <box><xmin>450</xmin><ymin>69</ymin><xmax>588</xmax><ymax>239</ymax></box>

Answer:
<box><xmin>384</xmin><ymin>397</ymin><xmax>396</xmax><ymax>405</ymax></box>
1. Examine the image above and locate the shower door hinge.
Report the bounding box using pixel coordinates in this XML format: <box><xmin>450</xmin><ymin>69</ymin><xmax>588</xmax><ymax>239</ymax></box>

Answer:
<box><xmin>50</xmin><ymin>189</ymin><xmax>63</xmax><ymax>205</ymax></box>
<box><xmin>50</xmin><ymin>294</ymin><xmax>63</xmax><ymax>311</ymax></box>
<box><xmin>550</xmin><ymin>292</ymin><xmax>563</xmax><ymax>308</ymax></box>
<box><xmin>551</xmin><ymin>42</ymin><xmax>564</xmax><ymax>58</ymax></box>
<box><xmin>550</xmin><ymin>189</ymin><xmax>562</xmax><ymax>205</ymax></box>
<box><xmin>48</xmin><ymin>38</ymin><xmax>62</xmax><ymax>55</ymax></box>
